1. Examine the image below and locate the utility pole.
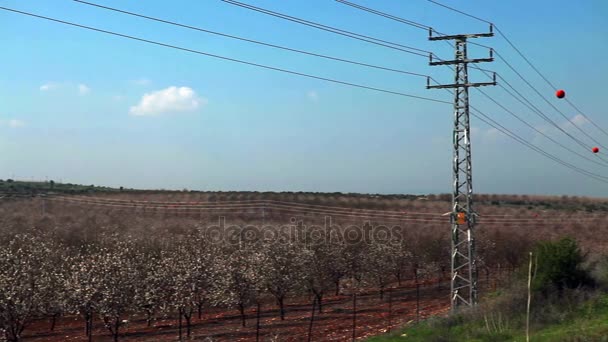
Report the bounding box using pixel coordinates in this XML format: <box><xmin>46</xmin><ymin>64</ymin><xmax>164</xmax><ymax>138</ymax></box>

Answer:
<box><xmin>427</xmin><ymin>25</ymin><xmax>496</xmax><ymax>310</ymax></box>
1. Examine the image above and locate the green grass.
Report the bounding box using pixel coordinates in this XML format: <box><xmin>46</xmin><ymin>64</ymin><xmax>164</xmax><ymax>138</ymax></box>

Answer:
<box><xmin>367</xmin><ymin>293</ymin><xmax>608</xmax><ymax>342</ymax></box>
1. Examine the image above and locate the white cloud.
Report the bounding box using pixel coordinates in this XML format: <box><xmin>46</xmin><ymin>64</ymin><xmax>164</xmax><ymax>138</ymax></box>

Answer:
<box><xmin>112</xmin><ymin>95</ymin><xmax>125</xmax><ymax>102</ymax></box>
<box><xmin>471</xmin><ymin>126</ymin><xmax>505</xmax><ymax>143</ymax></box>
<box><xmin>483</xmin><ymin>127</ymin><xmax>502</xmax><ymax>142</ymax></box>
<box><xmin>8</xmin><ymin>119</ymin><xmax>25</xmax><ymax>128</ymax></box>
<box><xmin>40</xmin><ymin>83</ymin><xmax>58</xmax><ymax>91</ymax></box>
<box><xmin>307</xmin><ymin>90</ymin><xmax>319</xmax><ymax>102</ymax></box>
<box><xmin>535</xmin><ymin>114</ymin><xmax>590</xmax><ymax>138</ymax></box>
<box><xmin>570</xmin><ymin>114</ymin><xmax>587</xmax><ymax>126</ymax></box>
<box><xmin>129</xmin><ymin>86</ymin><xmax>205</xmax><ymax>116</ymax></box>
<box><xmin>0</xmin><ymin>119</ymin><xmax>26</xmax><ymax>128</ymax></box>
<box><xmin>40</xmin><ymin>82</ymin><xmax>91</xmax><ymax>96</ymax></box>
<box><xmin>78</xmin><ymin>84</ymin><xmax>91</xmax><ymax>96</ymax></box>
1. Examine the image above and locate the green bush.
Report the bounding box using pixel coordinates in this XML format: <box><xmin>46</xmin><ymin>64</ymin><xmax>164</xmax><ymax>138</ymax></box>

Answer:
<box><xmin>531</xmin><ymin>237</ymin><xmax>594</xmax><ymax>296</ymax></box>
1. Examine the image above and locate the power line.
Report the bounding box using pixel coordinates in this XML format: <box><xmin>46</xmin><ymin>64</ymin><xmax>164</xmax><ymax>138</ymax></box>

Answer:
<box><xmin>5</xmin><ymin>5</ymin><xmax>606</xmax><ymax>187</ymax></box>
<box><xmin>428</xmin><ymin>78</ymin><xmax>608</xmax><ymax>184</ymax></box>
<box><xmin>474</xmin><ymin>86</ymin><xmax>608</xmax><ymax>168</ymax></box>
<box><xmin>334</xmin><ymin>0</ymin><xmax>494</xmax><ymax>51</ymax></box>
<box><xmin>564</xmin><ymin>99</ymin><xmax>608</xmax><ymax>140</ymax></box>
<box><xmin>425</xmin><ymin>0</ymin><xmax>608</xmax><ymax>144</ymax></box>
<box><xmin>0</xmin><ymin>6</ymin><xmax>450</xmax><ymax>105</ymax></box>
<box><xmin>425</xmin><ymin>0</ymin><xmax>492</xmax><ymax>24</ymax></box>
<box><xmin>370</xmin><ymin>0</ymin><xmax>607</xmax><ymax>151</ymax></box>
<box><xmin>335</xmin><ymin>0</ymin><xmax>429</xmax><ymax>30</ymax></box>
<box><xmin>457</xmin><ymin>63</ymin><xmax>599</xmax><ymax>161</ymax></box>
<box><xmin>465</xmin><ymin>64</ymin><xmax>608</xmax><ymax>165</ymax></box>
<box><xmin>46</xmin><ymin>195</ymin><xmax>601</xmax><ymax>225</ymax></box>
<box><xmin>493</xmin><ymin>27</ymin><xmax>608</xmax><ymax>143</ymax></box>
<box><xmin>220</xmin><ymin>0</ymin><xmax>431</xmax><ymax>57</ymax></box>
<box><xmin>470</xmin><ymin>107</ymin><xmax>608</xmax><ymax>184</ymax></box>
<box><xmin>74</xmin><ymin>0</ymin><xmax>429</xmax><ymax>78</ymax></box>
<box><xmin>493</xmin><ymin>50</ymin><xmax>607</xmax><ymax>150</ymax></box>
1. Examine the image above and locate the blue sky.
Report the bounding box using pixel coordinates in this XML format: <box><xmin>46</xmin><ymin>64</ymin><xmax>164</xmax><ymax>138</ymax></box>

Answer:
<box><xmin>1</xmin><ymin>0</ymin><xmax>608</xmax><ymax>196</ymax></box>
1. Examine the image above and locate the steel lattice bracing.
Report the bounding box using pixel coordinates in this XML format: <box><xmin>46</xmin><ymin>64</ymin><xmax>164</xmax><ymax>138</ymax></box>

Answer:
<box><xmin>427</xmin><ymin>26</ymin><xmax>495</xmax><ymax>310</ymax></box>
<box><xmin>451</xmin><ymin>38</ymin><xmax>475</xmax><ymax>307</ymax></box>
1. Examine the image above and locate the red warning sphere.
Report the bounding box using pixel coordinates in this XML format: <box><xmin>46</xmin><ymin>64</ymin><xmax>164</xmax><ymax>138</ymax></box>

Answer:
<box><xmin>592</xmin><ymin>147</ymin><xmax>600</xmax><ymax>153</ymax></box>
<box><xmin>556</xmin><ymin>89</ymin><xmax>566</xmax><ymax>99</ymax></box>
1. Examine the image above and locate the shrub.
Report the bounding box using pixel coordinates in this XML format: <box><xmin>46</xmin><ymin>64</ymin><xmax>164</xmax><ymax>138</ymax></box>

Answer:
<box><xmin>531</xmin><ymin>237</ymin><xmax>594</xmax><ymax>296</ymax></box>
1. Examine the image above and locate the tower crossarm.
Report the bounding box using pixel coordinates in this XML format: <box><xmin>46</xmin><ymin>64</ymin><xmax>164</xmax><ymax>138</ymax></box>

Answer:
<box><xmin>427</xmin><ymin>27</ymin><xmax>495</xmax><ymax>311</ymax></box>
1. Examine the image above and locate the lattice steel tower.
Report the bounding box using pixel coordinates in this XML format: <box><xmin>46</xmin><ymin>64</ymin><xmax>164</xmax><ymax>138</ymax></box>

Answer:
<box><xmin>427</xmin><ymin>25</ymin><xmax>496</xmax><ymax>309</ymax></box>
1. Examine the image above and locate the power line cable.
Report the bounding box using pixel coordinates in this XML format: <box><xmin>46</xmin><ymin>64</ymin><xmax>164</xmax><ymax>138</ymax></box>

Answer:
<box><xmin>470</xmin><ymin>107</ymin><xmax>608</xmax><ymax>184</ymax></box>
<box><xmin>425</xmin><ymin>0</ymin><xmax>492</xmax><ymax>24</ymax></box>
<box><xmin>343</xmin><ymin>0</ymin><xmax>604</xmax><ymax>151</ymax></box>
<box><xmin>564</xmin><ymin>99</ymin><xmax>608</xmax><ymax>140</ymax></box>
<box><xmin>492</xmin><ymin>50</ymin><xmax>606</xmax><ymax>150</ymax></box>
<box><xmin>333</xmin><ymin>0</ymin><xmax>601</xmax><ymax>162</ymax></box>
<box><xmin>334</xmin><ymin>0</ymin><xmax>493</xmax><ymax>54</ymax></box>
<box><xmin>220</xmin><ymin>0</ymin><xmax>431</xmax><ymax>57</ymax></box>
<box><xmin>4</xmin><ymin>6</ymin><xmax>606</xmax><ymax>187</ymax></box>
<box><xmin>465</xmin><ymin>64</ymin><xmax>608</xmax><ymax>165</ymax></box>
<box><xmin>456</xmin><ymin>63</ymin><xmax>602</xmax><ymax>161</ymax></box>
<box><xmin>431</xmin><ymin>80</ymin><xmax>608</xmax><ymax>183</ymax></box>
<box><xmin>0</xmin><ymin>6</ymin><xmax>450</xmax><ymax>105</ymax></box>
<box><xmin>474</xmin><ymin>86</ymin><xmax>608</xmax><ymax>168</ymax></box>
<box><xmin>425</xmin><ymin>0</ymin><xmax>608</xmax><ymax>143</ymax></box>
<box><xmin>74</xmin><ymin>0</ymin><xmax>429</xmax><ymax>78</ymax></box>
<box><xmin>335</xmin><ymin>0</ymin><xmax>429</xmax><ymax>30</ymax></box>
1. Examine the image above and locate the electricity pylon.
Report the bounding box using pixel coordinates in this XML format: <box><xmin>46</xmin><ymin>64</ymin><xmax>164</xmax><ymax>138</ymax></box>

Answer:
<box><xmin>427</xmin><ymin>25</ymin><xmax>496</xmax><ymax>310</ymax></box>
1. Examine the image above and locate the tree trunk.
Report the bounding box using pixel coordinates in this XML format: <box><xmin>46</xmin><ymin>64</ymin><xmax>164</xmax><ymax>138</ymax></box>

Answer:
<box><xmin>255</xmin><ymin>302</ymin><xmax>261</xmax><ymax>342</ymax></box>
<box><xmin>197</xmin><ymin>300</ymin><xmax>204</xmax><ymax>320</ymax></box>
<box><xmin>6</xmin><ymin>323</ymin><xmax>23</xmax><ymax>342</ymax></box>
<box><xmin>335</xmin><ymin>279</ymin><xmax>340</xmax><ymax>296</ymax></box>
<box><xmin>387</xmin><ymin>288</ymin><xmax>392</xmax><ymax>333</ymax></box>
<box><xmin>351</xmin><ymin>293</ymin><xmax>357</xmax><ymax>342</ymax></box>
<box><xmin>416</xmin><ymin>283</ymin><xmax>420</xmax><ymax>323</ymax></box>
<box><xmin>146</xmin><ymin>309</ymin><xmax>153</xmax><ymax>327</ymax></box>
<box><xmin>315</xmin><ymin>293</ymin><xmax>323</xmax><ymax>313</ymax></box>
<box><xmin>307</xmin><ymin>298</ymin><xmax>316</xmax><ymax>342</ymax></box>
<box><xmin>113</xmin><ymin>317</ymin><xmax>120</xmax><ymax>342</ymax></box>
<box><xmin>83</xmin><ymin>311</ymin><xmax>90</xmax><ymax>337</ymax></box>
<box><xmin>178</xmin><ymin>310</ymin><xmax>183</xmax><ymax>342</ymax></box>
<box><xmin>278</xmin><ymin>296</ymin><xmax>286</xmax><ymax>320</ymax></box>
<box><xmin>184</xmin><ymin>308</ymin><xmax>193</xmax><ymax>337</ymax></box>
<box><xmin>396</xmin><ymin>273</ymin><xmax>402</xmax><ymax>286</ymax></box>
<box><xmin>379</xmin><ymin>283</ymin><xmax>385</xmax><ymax>300</ymax></box>
<box><xmin>50</xmin><ymin>313</ymin><xmax>58</xmax><ymax>332</ymax></box>
<box><xmin>88</xmin><ymin>316</ymin><xmax>93</xmax><ymax>342</ymax></box>
<box><xmin>238</xmin><ymin>302</ymin><xmax>247</xmax><ymax>327</ymax></box>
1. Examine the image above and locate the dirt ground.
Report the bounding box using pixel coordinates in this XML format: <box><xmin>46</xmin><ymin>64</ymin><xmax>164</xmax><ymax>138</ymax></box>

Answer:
<box><xmin>21</xmin><ymin>278</ymin><xmax>462</xmax><ymax>342</ymax></box>
<box><xmin>21</xmin><ymin>273</ymin><xmax>507</xmax><ymax>342</ymax></box>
